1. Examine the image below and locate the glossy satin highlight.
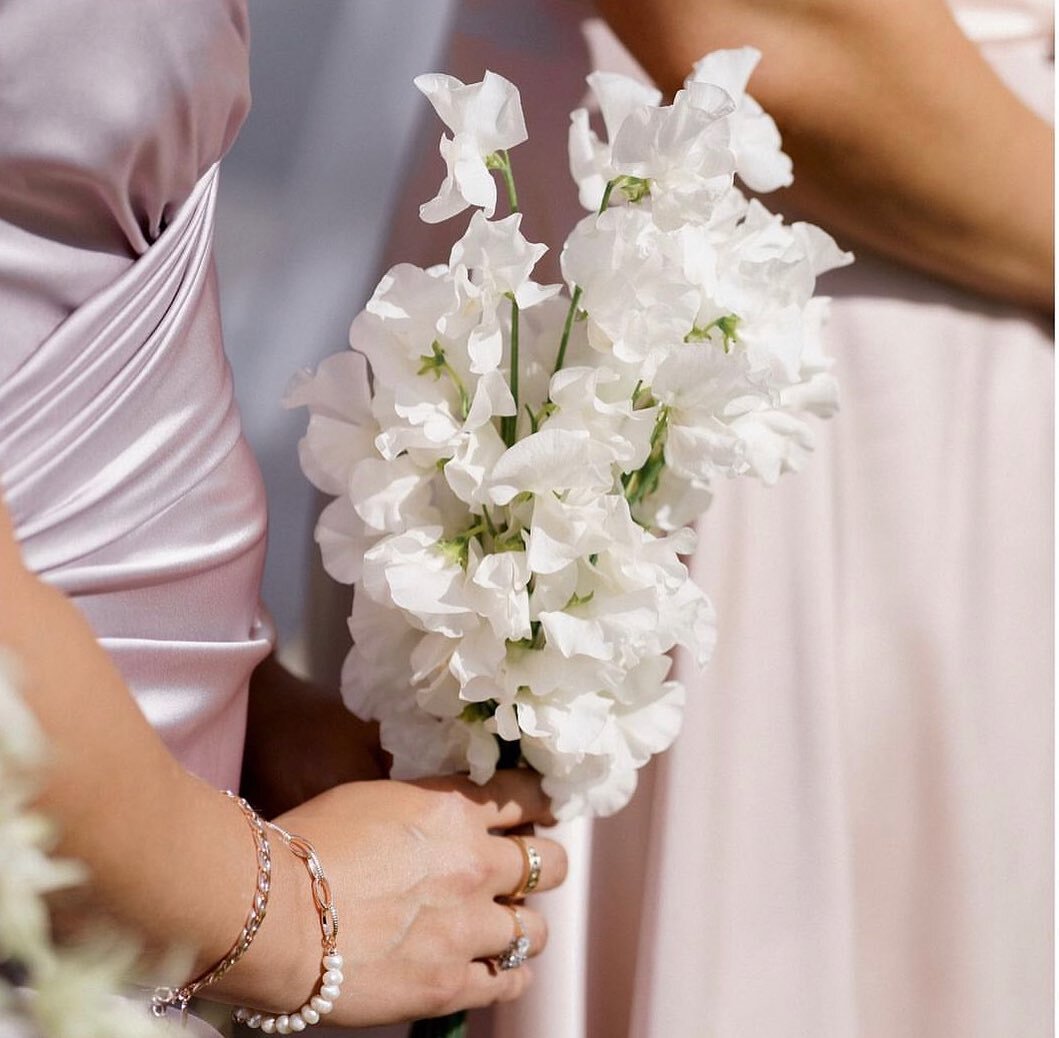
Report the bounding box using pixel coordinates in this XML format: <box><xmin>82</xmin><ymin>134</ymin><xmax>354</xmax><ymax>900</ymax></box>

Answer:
<box><xmin>0</xmin><ymin>0</ymin><xmax>270</xmax><ymax>792</ymax></box>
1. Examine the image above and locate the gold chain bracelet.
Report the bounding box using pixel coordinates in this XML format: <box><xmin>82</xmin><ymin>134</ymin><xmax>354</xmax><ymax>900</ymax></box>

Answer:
<box><xmin>150</xmin><ymin>792</ymin><xmax>271</xmax><ymax>1021</ymax></box>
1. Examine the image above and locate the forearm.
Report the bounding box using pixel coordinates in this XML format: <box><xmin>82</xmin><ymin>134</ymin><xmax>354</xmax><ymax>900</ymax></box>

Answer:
<box><xmin>596</xmin><ymin>0</ymin><xmax>1054</xmax><ymax>309</ymax></box>
<box><xmin>243</xmin><ymin>653</ymin><xmax>388</xmax><ymax>818</ymax></box>
<box><xmin>0</xmin><ymin>515</ymin><xmax>316</xmax><ymax>1007</ymax></box>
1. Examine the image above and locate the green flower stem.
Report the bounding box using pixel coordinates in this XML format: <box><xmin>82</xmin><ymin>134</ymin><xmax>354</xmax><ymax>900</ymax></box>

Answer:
<box><xmin>501</xmin><ymin>298</ymin><xmax>521</xmax><ymax>447</ymax></box>
<box><xmin>552</xmin><ymin>179</ymin><xmax>617</xmax><ymax>376</ymax></box>
<box><xmin>419</xmin><ymin>341</ymin><xmax>470</xmax><ymax>420</ymax></box>
<box><xmin>498</xmin><ymin>150</ymin><xmax>519</xmax><ymax>213</ymax></box>
<box><xmin>553</xmin><ymin>284</ymin><xmax>583</xmax><ymax>377</ymax></box>
<box><xmin>623</xmin><ymin>406</ymin><xmax>670</xmax><ymax>508</ymax></box>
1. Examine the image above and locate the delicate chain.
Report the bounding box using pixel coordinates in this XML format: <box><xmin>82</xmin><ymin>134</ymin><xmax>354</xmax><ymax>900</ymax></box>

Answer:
<box><xmin>233</xmin><ymin>824</ymin><xmax>344</xmax><ymax>1032</ymax></box>
<box><xmin>150</xmin><ymin>792</ymin><xmax>272</xmax><ymax>1019</ymax></box>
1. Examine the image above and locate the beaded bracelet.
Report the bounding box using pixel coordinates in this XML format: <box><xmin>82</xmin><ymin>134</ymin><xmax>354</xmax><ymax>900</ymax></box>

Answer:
<box><xmin>232</xmin><ymin>821</ymin><xmax>342</xmax><ymax>1033</ymax></box>
<box><xmin>150</xmin><ymin>792</ymin><xmax>272</xmax><ymax>1020</ymax></box>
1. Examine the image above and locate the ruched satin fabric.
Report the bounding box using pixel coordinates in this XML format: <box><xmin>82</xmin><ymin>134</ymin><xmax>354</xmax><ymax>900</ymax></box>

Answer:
<box><xmin>0</xmin><ymin>0</ymin><xmax>271</xmax><ymax>792</ymax></box>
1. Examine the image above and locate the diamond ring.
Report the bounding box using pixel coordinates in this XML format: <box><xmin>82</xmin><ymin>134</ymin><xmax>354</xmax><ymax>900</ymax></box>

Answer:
<box><xmin>495</xmin><ymin>905</ymin><xmax>531</xmax><ymax>971</ymax></box>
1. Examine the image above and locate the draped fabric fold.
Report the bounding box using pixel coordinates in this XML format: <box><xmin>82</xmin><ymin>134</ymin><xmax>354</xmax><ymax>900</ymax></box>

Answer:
<box><xmin>0</xmin><ymin>162</ymin><xmax>271</xmax><ymax>791</ymax></box>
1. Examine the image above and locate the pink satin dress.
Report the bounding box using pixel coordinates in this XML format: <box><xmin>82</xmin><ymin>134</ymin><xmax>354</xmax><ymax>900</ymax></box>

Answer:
<box><xmin>378</xmin><ymin>4</ymin><xmax>1054</xmax><ymax>1037</ymax></box>
<box><xmin>0</xmin><ymin>0</ymin><xmax>271</xmax><ymax>793</ymax></box>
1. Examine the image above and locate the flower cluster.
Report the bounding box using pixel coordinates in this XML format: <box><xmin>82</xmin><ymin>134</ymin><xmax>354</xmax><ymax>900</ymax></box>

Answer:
<box><xmin>0</xmin><ymin>650</ymin><xmax>162</xmax><ymax>1038</ymax></box>
<box><xmin>288</xmin><ymin>48</ymin><xmax>850</xmax><ymax>819</ymax></box>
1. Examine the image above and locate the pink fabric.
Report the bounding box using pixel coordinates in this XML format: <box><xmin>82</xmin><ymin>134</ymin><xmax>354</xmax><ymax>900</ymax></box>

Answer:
<box><xmin>0</xmin><ymin>0</ymin><xmax>270</xmax><ymax>793</ymax></box>
<box><xmin>380</xmin><ymin>5</ymin><xmax>1053</xmax><ymax>1036</ymax></box>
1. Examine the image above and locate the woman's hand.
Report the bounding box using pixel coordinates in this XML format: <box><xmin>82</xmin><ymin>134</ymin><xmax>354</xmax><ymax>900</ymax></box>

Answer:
<box><xmin>0</xmin><ymin>498</ymin><xmax>566</xmax><ymax>1026</ymax></box>
<box><xmin>216</xmin><ymin>770</ymin><xmax>567</xmax><ymax>1025</ymax></box>
<box><xmin>242</xmin><ymin>654</ymin><xmax>390</xmax><ymax>818</ymax></box>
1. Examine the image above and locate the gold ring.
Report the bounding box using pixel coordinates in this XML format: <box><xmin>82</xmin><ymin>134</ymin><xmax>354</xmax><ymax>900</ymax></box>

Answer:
<box><xmin>505</xmin><ymin>834</ymin><xmax>543</xmax><ymax>899</ymax></box>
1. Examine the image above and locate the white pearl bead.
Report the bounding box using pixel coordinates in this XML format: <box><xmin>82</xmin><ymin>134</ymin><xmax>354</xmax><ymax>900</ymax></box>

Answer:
<box><xmin>319</xmin><ymin>983</ymin><xmax>341</xmax><ymax>1001</ymax></box>
<box><xmin>300</xmin><ymin>1006</ymin><xmax>320</xmax><ymax>1025</ymax></box>
<box><xmin>289</xmin><ymin>1014</ymin><xmax>306</xmax><ymax>1032</ymax></box>
<box><xmin>276</xmin><ymin>1016</ymin><xmax>291</xmax><ymax>1035</ymax></box>
<box><xmin>323</xmin><ymin>953</ymin><xmax>343</xmax><ymax>970</ymax></box>
<box><xmin>260</xmin><ymin>1020</ymin><xmax>276</xmax><ymax>1035</ymax></box>
<box><xmin>322</xmin><ymin>969</ymin><xmax>344</xmax><ymax>986</ymax></box>
<box><xmin>310</xmin><ymin>996</ymin><xmax>333</xmax><ymax>1015</ymax></box>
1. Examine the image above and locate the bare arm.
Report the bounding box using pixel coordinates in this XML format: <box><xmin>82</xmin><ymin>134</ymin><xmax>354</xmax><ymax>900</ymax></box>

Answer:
<box><xmin>0</xmin><ymin>497</ymin><xmax>565</xmax><ymax>1024</ymax></box>
<box><xmin>596</xmin><ymin>0</ymin><xmax>1054</xmax><ymax>310</ymax></box>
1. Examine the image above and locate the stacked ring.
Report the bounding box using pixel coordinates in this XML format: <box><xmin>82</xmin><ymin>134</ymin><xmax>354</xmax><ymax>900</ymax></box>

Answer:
<box><xmin>505</xmin><ymin>835</ymin><xmax>542</xmax><ymax>900</ymax></box>
<box><xmin>494</xmin><ymin>905</ymin><xmax>531</xmax><ymax>971</ymax></box>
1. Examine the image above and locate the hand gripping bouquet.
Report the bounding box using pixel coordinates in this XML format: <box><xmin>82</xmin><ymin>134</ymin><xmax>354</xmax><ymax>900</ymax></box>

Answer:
<box><xmin>287</xmin><ymin>50</ymin><xmax>852</xmax><ymax>822</ymax></box>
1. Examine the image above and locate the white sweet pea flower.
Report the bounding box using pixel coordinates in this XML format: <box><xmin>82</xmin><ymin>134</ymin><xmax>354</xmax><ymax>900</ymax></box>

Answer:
<box><xmin>687</xmin><ymin>47</ymin><xmax>793</xmax><ymax>193</ymax></box>
<box><xmin>524</xmin><ymin>490</ymin><xmax>615</xmax><ymax>576</ymax></box>
<box><xmin>314</xmin><ymin>496</ymin><xmax>376</xmax><ymax>585</ymax></box>
<box><xmin>523</xmin><ymin>740</ymin><xmax>638</xmax><ymax>820</ymax></box>
<box><xmin>561</xmin><ymin>207</ymin><xmax>700</xmax><ymax>365</ymax></box>
<box><xmin>342</xmin><ymin>595</ymin><xmax>419</xmax><ymax>720</ymax></box>
<box><xmin>415</xmin><ymin>71</ymin><xmax>528</xmax><ymax>223</ymax></box>
<box><xmin>730</xmin><ymin>404</ymin><xmax>818</xmax><ymax>484</ymax></box>
<box><xmin>466</xmin><ymin>550</ymin><xmax>532</xmax><ymax>642</ymax></box>
<box><xmin>545</xmin><ymin>365</ymin><xmax>656</xmax><ymax>471</ymax></box>
<box><xmin>283</xmin><ymin>351</ymin><xmax>377</xmax><ymax>496</ymax></box>
<box><xmin>351</xmin><ymin>264</ymin><xmax>468</xmax><ymax>388</ymax></box>
<box><xmin>631</xmin><ymin>467</ymin><xmax>714</xmax><ymax>532</ymax></box>
<box><xmin>611</xmin><ymin>83</ymin><xmax>737</xmax><ymax>229</ymax></box>
<box><xmin>488</xmin><ymin>427</ymin><xmax>615</xmax><ymax>506</ymax></box>
<box><xmin>568</xmin><ymin>71</ymin><xmax>662</xmax><ymax>210</ymax></box>
<box><xmin>451</xmin><ymin>211</ymin><xmax>557</xmax><ymax>312</ymax></box>
<box><xmin>463</xmin><ymin>721</ymin><xmax>502</xmax><ymax>784</ymax></box>
<box><xmin>450</xmin><ymin>212</ymin><xmax>559</xmax><ymax>373</ymax></box>
<box><xmin>443</xmin><ymin>421</ymin><xmax>508</xmax><ymax>510</ymax></box>
<box><xmin>650</xmin><ymin>345</ymin><xmax>765</xmax><ymax>483</ymax></box>
<box><xmin>349</xmin><ymin>455</ymin><xmax>437</xmax><ymax>535</ymax></box>
<box><xmin>361</xmin><ymin>527</ymin><xmax>477</xmax><ymax>637</ymax></box>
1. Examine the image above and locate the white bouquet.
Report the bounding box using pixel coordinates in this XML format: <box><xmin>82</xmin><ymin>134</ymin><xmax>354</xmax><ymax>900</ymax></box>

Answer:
<box><xmin>287</xmin><ymin>49</ymin><xmax>851</xmax><ymax>820</ymax></box>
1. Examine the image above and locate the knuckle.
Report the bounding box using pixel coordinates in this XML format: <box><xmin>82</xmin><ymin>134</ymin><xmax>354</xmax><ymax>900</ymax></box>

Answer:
<box><xmin>451</xmin><ymin>848</ymin><xmax>490</xmax><ymax>895</ymax></box>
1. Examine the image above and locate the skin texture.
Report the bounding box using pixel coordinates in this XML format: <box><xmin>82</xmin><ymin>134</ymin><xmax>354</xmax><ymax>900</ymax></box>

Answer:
<box><xmin>596</xmin><ymin>0</ymin><xmax>1054</xmax><ymax>310</ymax></box>
<box><xmin>0</xmin><ymin>497</ymin><xmax>567</xmax><ymax>1025</ymax></box>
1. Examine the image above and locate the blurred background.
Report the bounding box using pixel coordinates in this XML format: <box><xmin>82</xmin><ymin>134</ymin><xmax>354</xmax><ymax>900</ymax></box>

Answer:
<box><xmin>215</xmin><ymin>0</ymin><xmax>458</xmax><ymax>679</ymax></box>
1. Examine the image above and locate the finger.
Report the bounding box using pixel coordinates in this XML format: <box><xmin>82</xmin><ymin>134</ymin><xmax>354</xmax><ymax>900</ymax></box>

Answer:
<box><xmin>466</xmin><ymin>901</ymin><xmax>548</xmax><ymax>963</ymax></box>
<box><xmin>455</xmin><ymin>959</ymin><xmax>534</xmax><ymax>1011</ymax></box>
<box><xmin>487</xmin><ymin>833</ymin><xmax>567</xmax><ymax>898</ymax></box>
<box><xmin>444</xmin><ymin>768</ymin><xmax>556</xmax><ymax>829</ymax></box>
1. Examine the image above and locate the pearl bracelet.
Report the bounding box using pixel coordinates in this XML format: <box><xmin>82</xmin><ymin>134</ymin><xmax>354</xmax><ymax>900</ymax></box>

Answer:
<box><xmin>151</xmin><ymin>792</ymin><xmax>271</xmax><ymax>1020</ymax></box>
<box><xmin>232</xmin><ymin>822</ymin><xmax>342</xmax><ymax>1034</ymax></box>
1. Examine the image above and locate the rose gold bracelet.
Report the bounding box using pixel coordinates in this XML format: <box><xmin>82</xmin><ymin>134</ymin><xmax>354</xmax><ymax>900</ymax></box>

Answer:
<box><xmin>150</xmin><ymin>791</ymin><xmax>272</xmax><ymax>1021</ymax></box>
<box><xmin>232</xmin><ymin>822</ymin><xmax>342</xmax><ymax>1033</ymax></box>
